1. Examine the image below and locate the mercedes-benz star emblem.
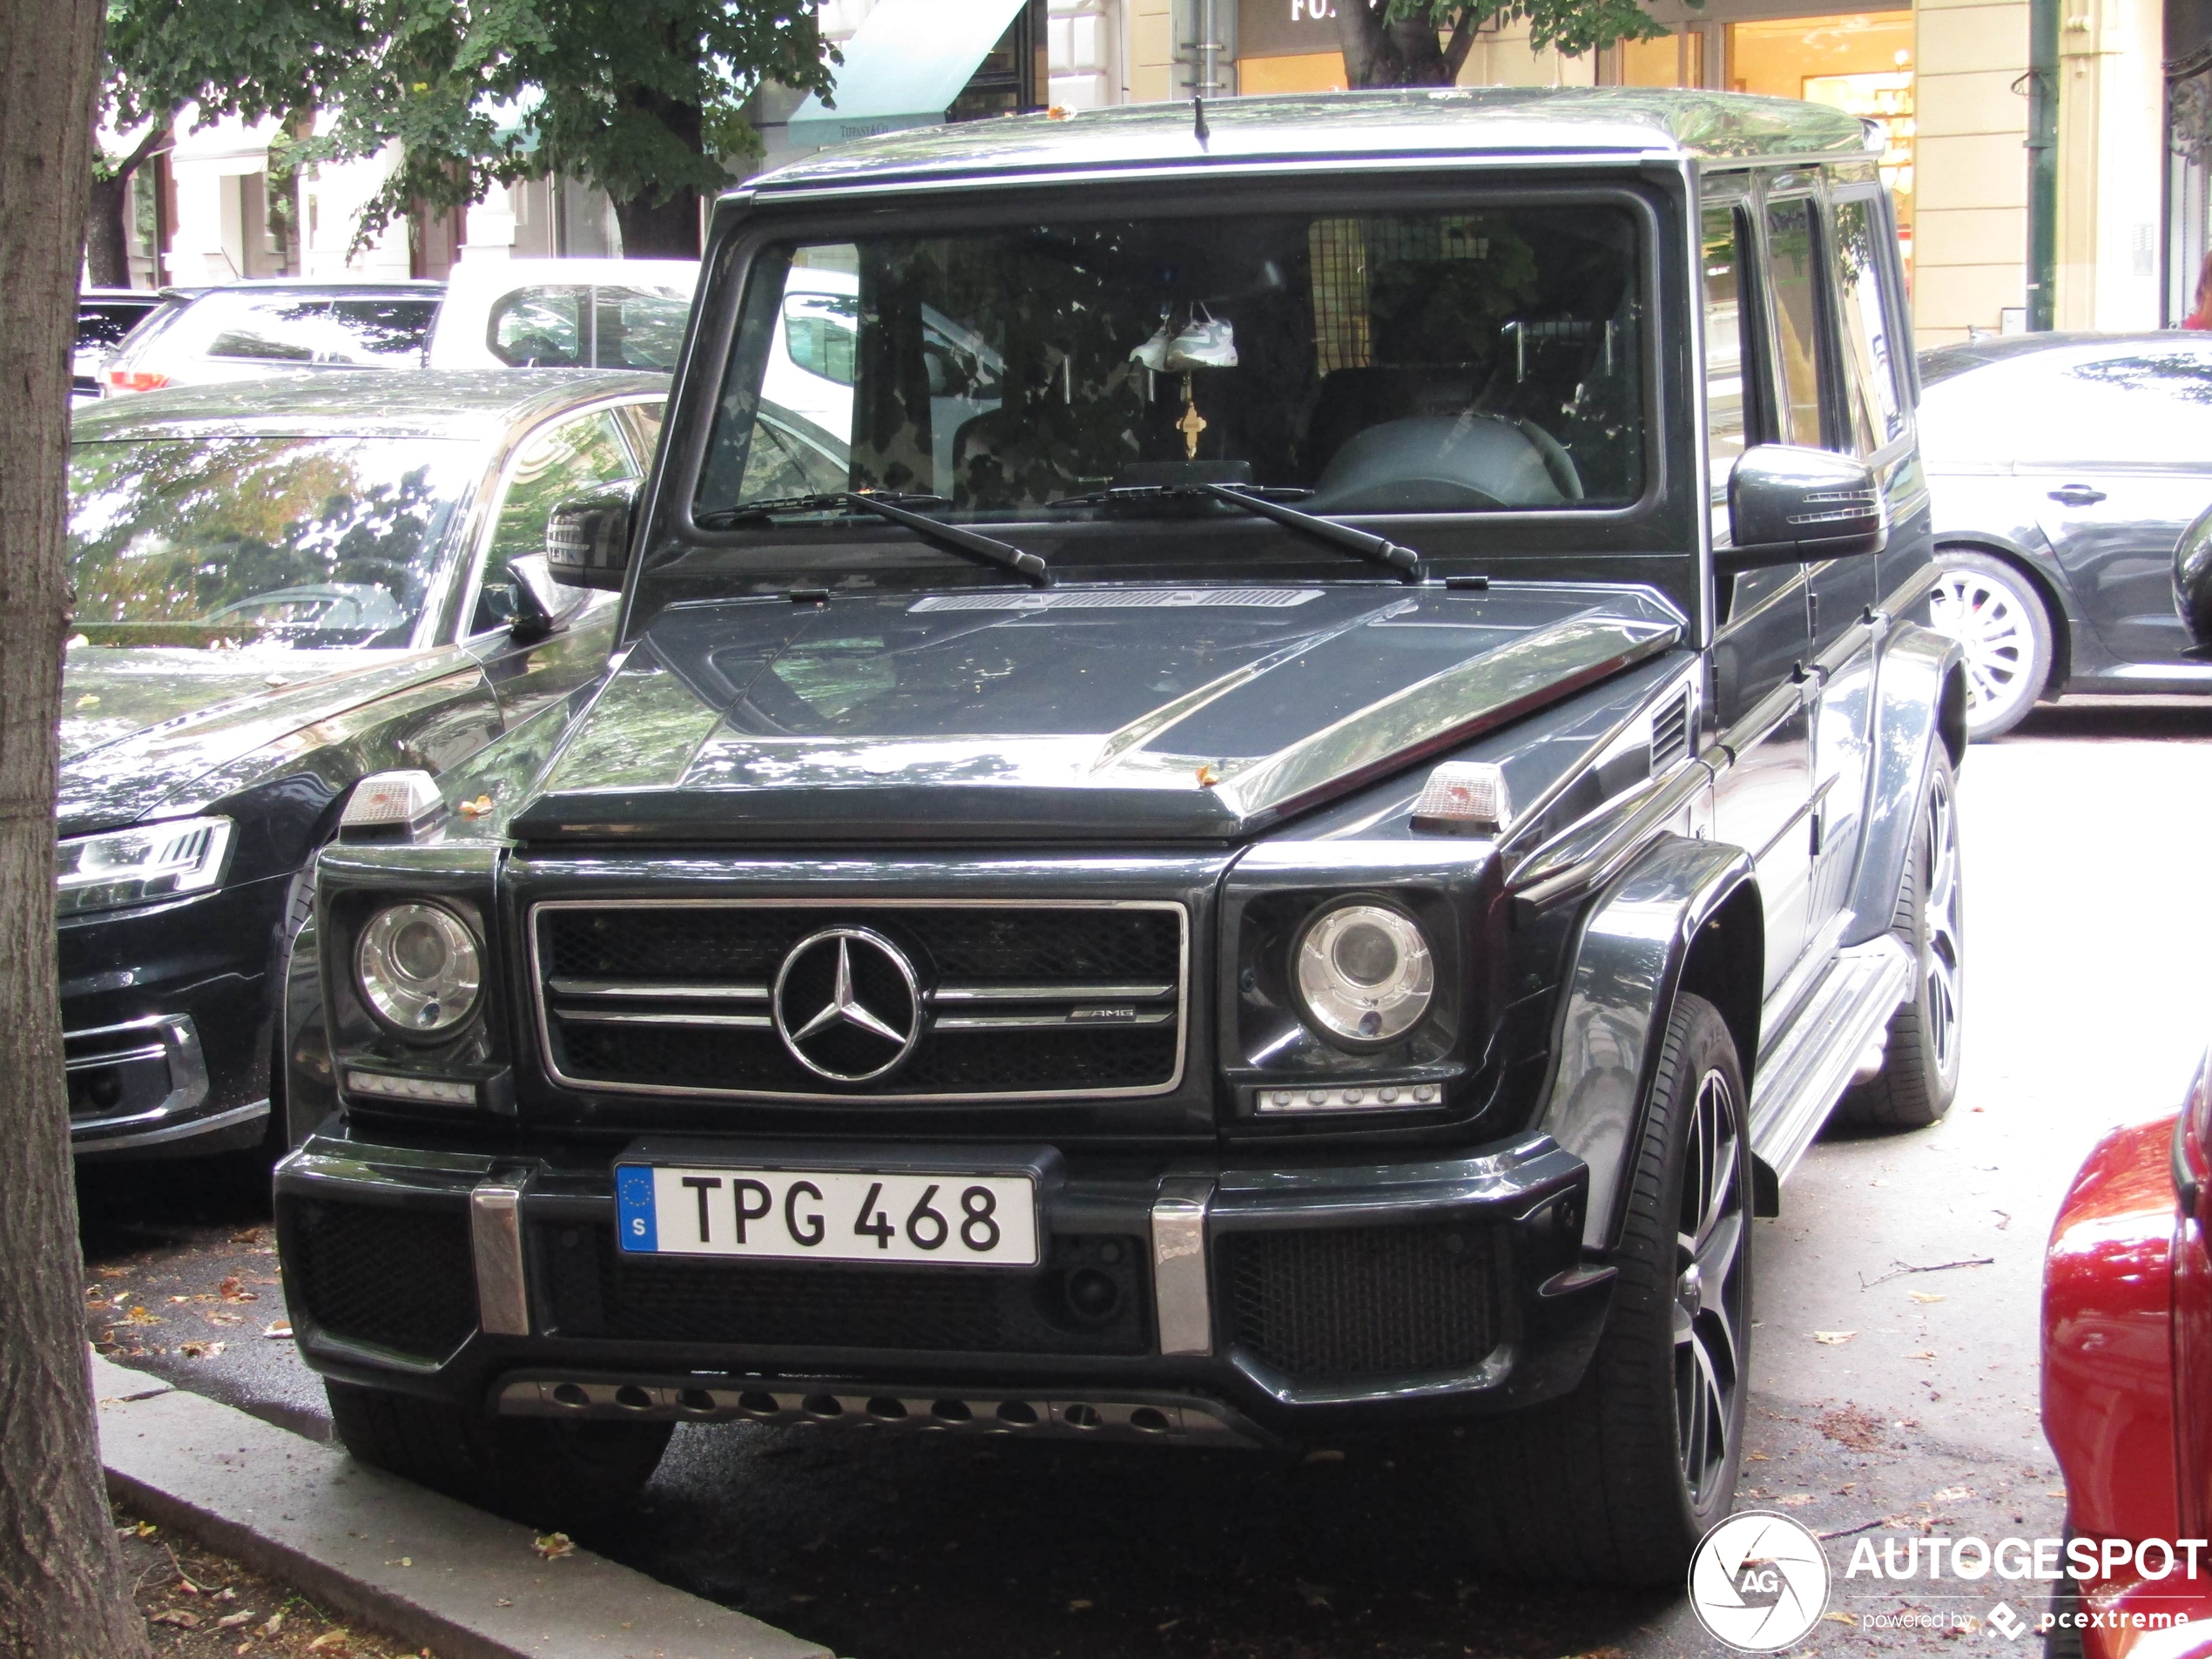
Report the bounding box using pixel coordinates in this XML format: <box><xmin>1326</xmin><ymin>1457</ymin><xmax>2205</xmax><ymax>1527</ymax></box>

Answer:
<box><xmin>772</xmin><ymin>927</ymin><xmax>922</xmax><ymax>1083</ymax></box>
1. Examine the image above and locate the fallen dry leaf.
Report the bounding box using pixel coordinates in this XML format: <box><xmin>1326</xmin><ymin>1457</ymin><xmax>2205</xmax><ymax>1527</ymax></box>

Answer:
<box><xmin>309</xmin><ymin>1635</ymin><xmax>347</xmax><ymax>1651</ymax></box>
<box><xmin>1773</xmin><ymin>1493</ymin><xmax>1815</xmax><ymax>1507</ymax></box>
<box><xmin>1910</xmin><ymin>1350</ymin><xmax>1939</xmax><ymax>1360</ymax></box>
<box><xmin>151</xmin><ymin>1608</ymin><xmax>199</xmax><ymax>1629</ymax></box>
<box><xmin>1812</xmin><ymin>1330</ymin><xmax>1858</xmax><ymax>1345</ymax></box>
<box><xmin>124</xmin><ymin>1306</ymin><xmax>161</xmax><ymax>1326</ymax></box>
<box><xmin>494</xmin><ymin>1598</ymin><xmax>514</xmax><ymax>1608</ymax></box>
<box><xmin>258</xmin><ymin>1610</ymin><xmax>285</xmax><ymax>1636</ymax></box>
<box><xmin>1909</xmin><ymin>1291</ymin><xmax>1946</xmax><ymax>1304</ymax></box>
<box><xmin>1746</xmin><ymin>1451</ymin><xmax>1770</xmax><ymax>1461</ymax></box>
<box><xmin>1817</xmin><ymin>1405</ymin><xmax>1889</xmax><ymax>1451</ymax></box>
<box><xmin>178</xmin><ymin>1341</ymin><xmax>225</xmax><ymax>1359</ymax></box>
<box><xmin>214</xmin><ymin>1608</ymin><xmax>255</xmax><ymax>1629</ymax></box>
<box><xmin>532</xmin><ymin>1533</ymin><xmax>575</xmax><ymax>1561</ymax></box>
<box><xmin>1824</xmin><ymin>1611</ymin><xmax>1859</xmax><ymax>1625</ymax></box>
<box><xmin>1931</xmin><ymin>1486</ymin><xmax>1973</xmax><ymax>1503</ymax></box>
<box><xmin>263</xmin><ymin>1322</ymin><xmax>293</xmax><ymax>1339</ymax></box>
<box><xmin>217</xmin><ymin>1277</ymin><xmax>258</xmax><ymax>1303</ymax></box>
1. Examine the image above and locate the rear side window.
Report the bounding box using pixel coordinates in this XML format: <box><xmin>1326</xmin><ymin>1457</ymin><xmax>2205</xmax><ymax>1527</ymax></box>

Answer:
<box><xmin>1764</xmin><ymin>199</ymin><xmax>1825</xmax><ymax>448</ymax></box>
<box><xmin>1700</xmin><ymin>203</ymin><xmax>1757</xmax><ymax>486</ymax></box>
<box><xmin>490</xmin><ymin>287</ymin><xmax>586</xmax><ymax>367</ymax></box>
<box><xmin>195</xmin><ymin>293</ymin><xmax>435</xmax><ymax>366</ymax></box>
<box><xmin>1831</xmin><ymin>196</ymin><xmax>1906</xmax><ymax>453</ymax></box>
<box><xmin>594</xmin><ymin>287</ymin><xmax>689</xmax><ymax>370</ymax></box>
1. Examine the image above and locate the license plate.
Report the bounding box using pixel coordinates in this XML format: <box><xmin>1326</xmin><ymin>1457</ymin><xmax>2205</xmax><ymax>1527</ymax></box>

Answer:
<box><xmin>614</xmin><ymin>1163</ymin><xmax>1039</xmax><ymax>1266</ymax></box>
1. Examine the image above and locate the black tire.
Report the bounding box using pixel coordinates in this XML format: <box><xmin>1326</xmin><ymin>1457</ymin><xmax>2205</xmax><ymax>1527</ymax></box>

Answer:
<box><xmin>1928</xmin><ymin>550</ymin><xmax>2054</xmax><ymax>741</ymax></box>
<box><xmin>326</xmin><ymin>1380</ymin><xmax>671</xmax><ymax>1529</ymax></box>
<box><xmin>1839</xmin><ymin>747</ymin><xmax>1963</xmax><ymax>1130</ymax></box>
<box><xmin>1454</xmin><ymin>992</ymin><xmax>1751</xmax><ymax>1584</ymax></box>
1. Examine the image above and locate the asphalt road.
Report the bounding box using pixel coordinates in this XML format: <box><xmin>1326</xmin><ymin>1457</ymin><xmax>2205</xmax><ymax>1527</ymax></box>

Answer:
<box><xmin>78</xmin><ymin>698</ymin><xmax>2212</xmax><ymax>1659</ymax></box>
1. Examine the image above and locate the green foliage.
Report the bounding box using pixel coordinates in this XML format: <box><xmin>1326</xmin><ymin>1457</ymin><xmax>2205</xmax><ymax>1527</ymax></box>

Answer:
<box><xmin>97</xmin><ymin>0</ymin><xmax>833</xmax><ymax>255</ymax></box>
<box><xmin>1385</xmin><ymin>0</ymin><xmax>1672</xmax><ymax>56</ymax></box>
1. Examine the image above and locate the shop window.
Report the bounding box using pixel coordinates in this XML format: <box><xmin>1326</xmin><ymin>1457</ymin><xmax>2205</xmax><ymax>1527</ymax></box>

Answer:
<box><xmin>1831</xmin><ymin>195</ymin><xmax>1906</xmax><ymax>453</ymax></box>
<box><xmin>1764</xmin><ymin>199</ymin><xmax>1826</xmax><ymax>448</ymax></box>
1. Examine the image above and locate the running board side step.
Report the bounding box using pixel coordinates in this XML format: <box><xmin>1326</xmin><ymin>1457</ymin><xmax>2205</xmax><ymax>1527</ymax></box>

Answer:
<box><xmin>1747</xmin><ymin>934</ymin><xmax>1913</xmax><ymax>1211</ymax></box>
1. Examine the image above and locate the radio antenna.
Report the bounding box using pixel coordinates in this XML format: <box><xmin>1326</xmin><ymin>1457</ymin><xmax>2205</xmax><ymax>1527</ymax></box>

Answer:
<box><xmin>1193</xmin><ymin>94</ymin><xmax>1210</xmax><ymax>145</ymax></box>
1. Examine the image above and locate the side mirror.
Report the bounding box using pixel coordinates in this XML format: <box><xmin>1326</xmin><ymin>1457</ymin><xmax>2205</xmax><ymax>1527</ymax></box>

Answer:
<box><xmin>544</xmin><ymin>479</ymin><xmax>640</xmax><ymax>592</ymax></box>
<box><xmin>505</xmin><ymin>553</ymin><xmax>592</xmax><ymax>643</ymax></box>
<box><xmin>2173</xmin><ymin>502</ymin><xmax>2212</xmax><ymax>656</ymax></box>
<box><xmin>1720</xmin><ymin>444</ymin><xmax>1886</xmax><ymax>573</ymax></box>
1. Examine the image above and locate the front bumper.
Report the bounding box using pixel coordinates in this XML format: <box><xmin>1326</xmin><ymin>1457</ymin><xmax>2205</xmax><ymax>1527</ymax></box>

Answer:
<box><xmin>273</xmin><ymin>1127</ymin><xmax>1613</xmax><ymax>1440</ymax></box>
<box><xmin>62</xmin><ymin>873</ymin><xmax>287</xmax><ymax>1157</ymax></box>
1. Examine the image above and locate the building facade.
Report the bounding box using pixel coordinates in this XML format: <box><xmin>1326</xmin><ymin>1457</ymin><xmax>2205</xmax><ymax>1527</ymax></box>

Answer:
<box><xmin>116</xmin><ymin>0</ymin><xmax>2169</xmax><ymax>344</ymax></box>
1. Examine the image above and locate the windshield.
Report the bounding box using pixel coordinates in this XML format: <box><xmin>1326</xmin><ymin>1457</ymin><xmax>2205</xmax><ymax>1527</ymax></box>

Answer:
<box><xmin>67</xmin><ymin>437</ymin><xmax>475</xmax><ymax>650</ymax></box>
<box><xmin>698</xmin><ymin>203</ymin><xmax>1643</xmax><ymax>528</ymax></box>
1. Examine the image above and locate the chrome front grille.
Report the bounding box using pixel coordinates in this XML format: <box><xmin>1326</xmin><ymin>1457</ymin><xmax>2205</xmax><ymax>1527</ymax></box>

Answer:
<box><xmin>531</xmin><ymin>900</ymin><xmax>1189</xmax><ymax>1101</ymax></box>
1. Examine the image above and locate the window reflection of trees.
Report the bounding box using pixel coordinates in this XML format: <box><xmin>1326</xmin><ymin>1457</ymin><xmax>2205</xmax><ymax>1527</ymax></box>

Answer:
<box><xmin>66</xmin><ymin>437</ymin><xmax>469</xmax><ymax>649</ymax></box>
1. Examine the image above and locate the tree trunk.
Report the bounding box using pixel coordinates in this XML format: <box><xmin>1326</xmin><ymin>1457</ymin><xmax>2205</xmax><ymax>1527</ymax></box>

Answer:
<box><xmin>611</xmin><ymin>185</ymin><xmax>702</xmax><ymax>259</ymax></box>
<box><xmin>0</xmin><ymin>0</ymin><xmax>154</xmax><ymax>1652</ymax></box>
<box><xmin>1336</xmin><ymin>0</ymin><xmax>1460</xmax><ymax>85</ymax></box>
<box><xmin>84</xmin><ymin>172</ymin><xmax>130</xmax><ymax>288</ymax></box>
<box><xmin>609</xmin><ymin>81</ymin><xmax>705</xmax><ymax>259</ymax></box>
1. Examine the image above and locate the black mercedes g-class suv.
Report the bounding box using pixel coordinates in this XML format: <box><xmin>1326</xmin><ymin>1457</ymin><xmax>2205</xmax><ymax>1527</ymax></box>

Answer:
<box><xmin>275</xmin><ymin>88</ymin><xmax>1966</xmax><ymax>1584</ymax></box>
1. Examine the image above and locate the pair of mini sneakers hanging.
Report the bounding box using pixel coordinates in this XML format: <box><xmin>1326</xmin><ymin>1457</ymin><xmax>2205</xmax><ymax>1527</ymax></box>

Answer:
<box><xmin>1130</xmin><ymin>306</ymin><xmax>1238</xmax><ymax>372</ymax></box>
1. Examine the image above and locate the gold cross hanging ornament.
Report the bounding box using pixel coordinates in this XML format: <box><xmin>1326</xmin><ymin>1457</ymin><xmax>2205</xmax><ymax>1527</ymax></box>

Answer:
<box><xmin>1176</xmin><ymin>381</ymin><xmax>1208</xmax><ymax>460</ymax></box>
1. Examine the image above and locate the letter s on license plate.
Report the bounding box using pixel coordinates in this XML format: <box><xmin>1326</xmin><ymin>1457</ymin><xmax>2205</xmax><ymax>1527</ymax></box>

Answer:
<box><xmin>614</xmin><ymin>1164</ymin><xmax>1039</xmax><ymax>1266</ymax></box>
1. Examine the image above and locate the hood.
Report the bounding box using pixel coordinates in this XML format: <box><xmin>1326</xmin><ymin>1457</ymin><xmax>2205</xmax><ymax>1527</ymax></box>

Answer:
<box><xmin>57</xmin><ymin>646</ymin><xmax>465</xmax><ymax>836</ymax></box>
<box><xmin>511</xmin><ymin>583</ymin><xmax>1683</xmax><ymax>845</ymax></box>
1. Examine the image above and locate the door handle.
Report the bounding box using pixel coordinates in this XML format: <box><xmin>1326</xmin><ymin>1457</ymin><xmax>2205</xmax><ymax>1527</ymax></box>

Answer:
<box><xmin>2048</xmin><ymin>484</ymin><xmax>2108</xmax><ymax>506</ymax></box>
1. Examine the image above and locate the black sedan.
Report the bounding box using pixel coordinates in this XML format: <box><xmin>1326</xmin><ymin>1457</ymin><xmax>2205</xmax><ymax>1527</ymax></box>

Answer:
<box><xmin>1921</xmin><ymin>330</ymin><xmax>2212</xmax><ymax>738</ymax></box>
<box><xmin>61</xmin><ymin>370</ymin><xmax>664</xmax><ymax>1157</ymax></box>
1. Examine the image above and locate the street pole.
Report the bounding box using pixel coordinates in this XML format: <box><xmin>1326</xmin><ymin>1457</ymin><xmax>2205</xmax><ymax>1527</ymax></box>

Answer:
<box><xmin>2027</xmin><ymin>0</ymin><xmax>2060</xmax><ymax>330</ymax></box>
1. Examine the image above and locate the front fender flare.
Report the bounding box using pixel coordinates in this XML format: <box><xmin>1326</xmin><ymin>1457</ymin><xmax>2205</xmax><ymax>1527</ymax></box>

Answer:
<box><xmin>1538</xmin><ymin>833</ymin><xmax>1758</xmax><ymax>1253</ymax></box>
<box><xmin>1842</xmin><ymin>620</ymin><xmax>1964</xmax><ymax>948</ymax></box>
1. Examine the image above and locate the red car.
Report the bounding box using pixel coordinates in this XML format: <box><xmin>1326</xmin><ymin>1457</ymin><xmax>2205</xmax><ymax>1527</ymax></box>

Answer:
<box><xmin>2043</xmin><ymin>1067</ymin><xmax>2212</xmax><ymax>1657</ymax></box>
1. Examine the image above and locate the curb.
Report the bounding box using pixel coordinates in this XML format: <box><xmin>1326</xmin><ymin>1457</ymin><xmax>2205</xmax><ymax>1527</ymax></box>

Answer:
<box><xmin>92</xmin><ymin>1353</ymin><xmax>830</xmax><ymax>1659</ymax></box>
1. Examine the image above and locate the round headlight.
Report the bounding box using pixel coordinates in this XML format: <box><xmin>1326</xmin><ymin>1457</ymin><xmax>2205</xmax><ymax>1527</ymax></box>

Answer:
<box><xmin>1294</xmin><ymin>902</ymin><xmax>1434</xmax><ymax>1046</ymax></box>
<box><xmin>356</xmin><ymin>903</ymin><xmax>482</xmax><ymax>1036</ymax></box>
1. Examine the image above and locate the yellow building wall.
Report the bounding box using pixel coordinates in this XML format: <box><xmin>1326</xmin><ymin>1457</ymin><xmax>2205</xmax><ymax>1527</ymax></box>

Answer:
<box><xmin>1130</xmin><ymin>0</ymin><xmax>1176</xmax><ymax>102</ymax></box>
<box><xmin>1912</xmin><ymin>0</ymin><xmax>2029</xmax><ymax>342</ymax></box>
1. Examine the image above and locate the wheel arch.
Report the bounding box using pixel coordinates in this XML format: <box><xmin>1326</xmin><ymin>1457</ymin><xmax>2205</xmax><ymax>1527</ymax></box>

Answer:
<box><xmin>1539</xmin><ymin>834</ymin><xmax>1760</xmax><ymax>1253</ymax></box>
<box><xmin>1933</xmin><ymin>536</ymin><xmax>2074</xmax><ymax>699</ymax></box>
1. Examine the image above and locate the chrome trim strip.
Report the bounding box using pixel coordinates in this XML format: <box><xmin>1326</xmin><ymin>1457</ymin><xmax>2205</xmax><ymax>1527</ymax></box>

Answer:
<box><xmin>470</xmin><ymin>1183</ymin><xmax>530</xmax><ymax>1338</ymax></box>
<box><xmin>548</xmin><ymin>979</ymin><xmax>769</xmax><ymax>1001</ymax></box>
<box><xmin>64</xmin><ymin>1043</ymin><xmax>165</xmax><ymax>1072</ymax></box>
<box><xmin>930</xmin><ymin>982</ymin><xmax>1174</xmax><ymax>1004</ymax></box>
<box><xmin>529</xmin><ymin>898</ymin><xmax>1190</xmax><ymax>1103</ymax></box>
<box><xmin>557</xmin><ymin>1009</ymin><xmax>773</xmax><ymax>1029</ymax></box>
<box><xmin>1151</xmin><ymin>1177</ymin><xmax>1216</xmax><ymax>1359</ymax></box>
<box><xmin>70</xmin><ymin>1097</ymin><xmax>266</xmax><ymax>1155</ymax></box>
<box><xmin>933</xmin><ymin>1009</ymin><xmax>1177</xmax><ymax>1031</ymax></box>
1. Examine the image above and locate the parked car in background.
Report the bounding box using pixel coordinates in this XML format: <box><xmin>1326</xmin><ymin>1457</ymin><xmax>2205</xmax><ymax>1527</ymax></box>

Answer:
<box><xmin>61</xmin><ymin>370</ymin><xmax>662</xmax><ymax>1158</ymax></box>
<box><xmin>1919</xmin><ymin>332</ymin><xmax>2212</xmax><ymax>738</ymax></box>
<box><xmin>426</xmin><ymin>258</ymin><xmax>695</xmax><ymax>373</ymax></box>
<box><xmin>99</xmin><ymin>280</ymin><xmax>446</xmax><ymax>395</ymax></box>
<box><xmin>73</xmin><ymin>288</ymin><xmax>168</xmax><ymax>400</ymax></box>
<box><xmin>274</xmin><ymin>90</ymin><xmax>1966</xmax><ymax>1584</ymax></box>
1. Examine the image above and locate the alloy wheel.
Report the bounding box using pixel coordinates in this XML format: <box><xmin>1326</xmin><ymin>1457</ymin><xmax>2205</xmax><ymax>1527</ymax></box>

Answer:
<box><xmin>1919</xmin><ymin>769</ymin><xmax>1963</xmax><ymax>1082</ymax></box>
<box><xmin>1675</xmin><ymin>1066</ymin><xmax>1747</xmax><ymax>1507</ymax></box>
<box><xmin>1928</xmin><ymin>566</ymin><xmax>2038</xmax><ymax>733</ymax></box>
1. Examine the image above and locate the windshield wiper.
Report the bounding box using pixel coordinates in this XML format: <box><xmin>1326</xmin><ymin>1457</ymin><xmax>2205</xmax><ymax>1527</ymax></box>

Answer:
<box><xmin>700</xmin><ymin>492</ymin><xmax>1052</xmax><ymax>588</ymax></box>
<box><xmin>1197</xmin><ymin>483</ymin><xmax>1423</xmax><ymax>583</ymax></box>
<box><xmin>1045</xmin><ymin>482</ymin><xmax>1422</xmax><ymax>583</ymax></box>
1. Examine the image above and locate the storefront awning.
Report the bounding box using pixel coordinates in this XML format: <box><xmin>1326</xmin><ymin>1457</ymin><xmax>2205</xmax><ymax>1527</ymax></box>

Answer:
<box><xmin>786</xmin><ymin>0</ymin><xmax>1029</xmax><ymax>151</ymax></box>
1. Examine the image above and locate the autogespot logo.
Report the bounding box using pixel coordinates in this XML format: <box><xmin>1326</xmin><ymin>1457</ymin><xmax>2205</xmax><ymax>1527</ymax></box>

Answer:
<box><xmin>1689</xmin><ymin>1511</ymin><xmax>1834</xmax><ymax>1652</ymax></box>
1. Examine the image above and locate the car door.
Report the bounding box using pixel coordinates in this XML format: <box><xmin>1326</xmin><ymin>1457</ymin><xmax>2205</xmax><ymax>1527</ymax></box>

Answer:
<box><xmin>1704</xmin><ymin>185</ymin><xmax>1817</xmax><ymax>1001</ymax></box>
<box><xmin>1802</xmin><ymin>187</ymin><xmax>1912</xmax><ymax>939</ymax></box>
<box><xmin>2015</xmin><ymin>340</ymin><xmax>2212</xmax><ymax>665</ymax></box>
<box><xmin>462</xmin><ymin>401</ymin><xmax>647</xmax><ymax>723</ymax></box>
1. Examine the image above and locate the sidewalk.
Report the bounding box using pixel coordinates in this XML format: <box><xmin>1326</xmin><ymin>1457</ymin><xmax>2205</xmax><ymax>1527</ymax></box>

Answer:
<box><xmin>93</xmin><ymin>1353</ymin><xmax>830</xmax><ymax>1659</ymax></box>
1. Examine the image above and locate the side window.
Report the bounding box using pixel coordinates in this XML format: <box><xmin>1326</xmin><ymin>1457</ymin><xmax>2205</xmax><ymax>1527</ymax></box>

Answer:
<box><xmin>206</xmin><ymin>300</ymin><xmax>330</xmax><ymax>363</ymax></box>
<box><xmin>470</xmin><ymin>411</ymin><xmax>635</xmax><ymax>635</ymax></box>
<box><xmin>1764</xmin><ymin>199</ymin><xmax>1827</xmax><ymax>448</ymax></box>
<box><xmin>593</xmin><ymin>287</ymin><xmax>690</xmax><ymax>371</ymax></box>
<box><xmin>783</xmin><ymin>289</ymin><xmax>859</xmax><ymax>385</ymax></box>
<box><xmin>489</xmin><ymin>287</ymin><xmax>586</xmax><ymax>368</ymax></box>
<box><xmin>2018</xmin><ymin>348</ymin><xmax>2212</xmax><ymax>467</ymax></box>
<box><xmin>1831</xmin><ymin>196</ymin><xmax>1906</xmax><ymax>454</ymax></box>
<box><xmin>1701</xmin><ymin>202</ymin><xmax>1757</xmax><ymax>495</ymax></box>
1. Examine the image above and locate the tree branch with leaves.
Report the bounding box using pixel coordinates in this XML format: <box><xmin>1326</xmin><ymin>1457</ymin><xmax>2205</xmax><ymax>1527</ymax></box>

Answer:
<box><xmin>1333</xmin><ymin>0</ymin><xmax>1674</xmax><ymax>87</ymax></box>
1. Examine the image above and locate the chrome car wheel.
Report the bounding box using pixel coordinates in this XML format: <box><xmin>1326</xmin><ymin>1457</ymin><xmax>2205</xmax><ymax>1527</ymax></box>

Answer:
<box><xmin>1929</xmin><ymin>562</ymin><xmax>2045</xmax><ymax>738</ymax></box>
<box><xmin>1675</xmin><ymin>1066</ymin><xmax>1747</xmax><ymax>1507</ymax></box>
<box><xmin>1920</xmin><ymin>767</ymin><xmax>1963</xmax><ymax>1083</ymax></box>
